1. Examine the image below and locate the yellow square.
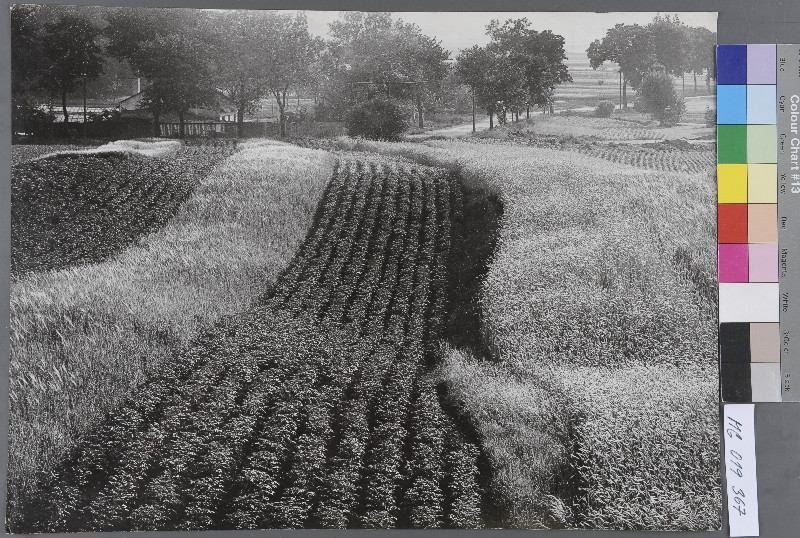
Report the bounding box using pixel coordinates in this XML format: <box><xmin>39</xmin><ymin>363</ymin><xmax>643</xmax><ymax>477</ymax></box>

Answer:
<box><xmin>748</xmin><ymin>164</ymin><xmax>777</xmax><ymax>203</ymax></box>
<box><xmin>718</xmin><ymin>164</ymin><xmax>748</xmax><ymax>203</ymax></box>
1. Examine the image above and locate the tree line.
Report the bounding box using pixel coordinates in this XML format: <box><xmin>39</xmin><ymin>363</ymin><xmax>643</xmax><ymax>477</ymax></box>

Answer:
<box><xmin>12</xmin><ymin>7</ymin><xmax>716</xmax><ymax>139</ymax></box>
<box><xmin>11</xmin><ymin>6</ymin><xmax>576</xmax><ymax>138</ymax></box>
<box><xmin>587</xmin><ymin>14</ymin><xmax>716</xmax><ymax>109</ymax></box>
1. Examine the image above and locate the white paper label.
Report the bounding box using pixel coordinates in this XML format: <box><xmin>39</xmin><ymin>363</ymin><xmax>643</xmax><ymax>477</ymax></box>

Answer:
<box><xmin>724</xmin><ymin>404</ymin><xmax>760</xmax><ymax>537</ymax></box>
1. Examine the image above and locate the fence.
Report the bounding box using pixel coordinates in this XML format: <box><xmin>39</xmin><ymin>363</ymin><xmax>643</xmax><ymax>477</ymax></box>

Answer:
<box><xmin>15</xmin><ymin>119</ymin><xmax>343</xmax><ymax>142</ymax></box>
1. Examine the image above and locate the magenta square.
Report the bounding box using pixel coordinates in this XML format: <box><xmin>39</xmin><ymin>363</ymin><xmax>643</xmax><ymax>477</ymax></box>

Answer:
<box><xmin>749</xmin><ymin>243</ymin><xmax>779</xmax><ymax>282</ymax></box>
<box><xmin>747</xmin><ymin>44</ymin><xmax>776</xmax><ymax>84</ymax></box>
<box><xmin>719</xmin><ymin>244</ymin><xmax>749</xmax><ymax>282</ymax></box>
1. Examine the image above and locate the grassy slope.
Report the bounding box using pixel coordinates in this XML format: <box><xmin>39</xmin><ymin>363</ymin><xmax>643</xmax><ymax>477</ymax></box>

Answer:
<box><xmin>8</xmin><ymin>140</ymin><xmax>336</xmax><ymax>517</ymax></box>
<box><xmin>344</xmin><ymin>137</ymin><xmax>720</xmax><ymax>530</ymax></box>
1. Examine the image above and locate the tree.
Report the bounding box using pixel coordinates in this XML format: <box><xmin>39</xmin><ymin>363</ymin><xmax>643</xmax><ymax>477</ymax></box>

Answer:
<box><xmin>486</xmin><ymin>19</ymin><xmax>571</xmax><ymax>116</ymax></box>
<box><xmin>324</xmin><ymin>13</ymin><xmax>449</xmax><ymax>128</ymax></box>
<box><xmin>648</xmin><ymin>14</ymin><xmax>688</xmax><ymax>78</ymax></box>
<box><xmin>135</xmin><ymin>33</ymin><xmax>216</xmax><ymax>138</ymax></box>
<box><xmin>393</xmin><ymin>24</ymin><xmax>449</xmax><ymax>128</ymax></box>
<box><xmin>685</xmin><ymin>26</ymin><xmax>717</xmax><ymax>94</ymax></box>
<box><xmin>38</xmin><ymin>12</ymin><xmax>104</xmax><ymax>124</ymax></box>
<box><xmin>262</xmin><ymin>12</ymin><xmax>321</xmax><ymax>137</ymax></box>
<box><xmin>11</xmin><ymin>5</ymin><xmax>42</xmax><ymax>97</ymax></box>
<box><xmin>456</xmin><ymin>45</ymin><xmax>527</xmax><ymax>129</ymax></box>
<box><xmin>105</xmin><ymin>8</ymin><xmax>215</xmax><ymax>137</ymax></box>
<box><xmin>209</xmin><ymin>11</ymin><xmax>272</xmax><ymax>135</ymax></box>
<box><xmin>587</xmin><ymin>23</ymin><xmax>655</xmax><ymax>109</ymax></box>
<box><xmin>639</xmin><ymin>67</ymin><xmax>685</xmax><ymax>125</ymax></box>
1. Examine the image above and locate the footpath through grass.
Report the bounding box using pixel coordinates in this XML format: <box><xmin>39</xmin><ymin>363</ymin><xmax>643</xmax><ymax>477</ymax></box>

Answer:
<box><xmin>8</xmin><ymin>140</ymin><xmax>336</xmax><ymax>527</ymax></box>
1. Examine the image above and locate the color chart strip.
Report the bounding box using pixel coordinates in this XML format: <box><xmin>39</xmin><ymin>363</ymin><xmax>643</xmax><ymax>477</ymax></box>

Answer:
<box><xmin>717</xmin><ymin>45</ymin><xmax>781</xmax><ymax>402</ymax></box>
<box><xmin>777</xmin><ymin>45</ymin><xmax>800</xmax><ymax>402</ymax></box>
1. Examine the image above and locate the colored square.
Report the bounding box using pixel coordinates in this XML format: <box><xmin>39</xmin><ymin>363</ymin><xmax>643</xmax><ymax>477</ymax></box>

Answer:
<box><xmin>748</xmin><ymin>243</ymin><xmax>778</xmax><ymax>282</ymax></box>
<box><xmin>717</xmin><ymin>164</ymin><xmax>748</xmax><ymax>202</ymax></box>
<box><xmin>718</xmin><ymin>204</ymin><xmax>748</xmax><ymax>243</ymax></box>
<box><xmin>717</xmin><ymin>45</ymin><xmax>747</xmax><ymax>85</ymax></box>
<box><xmin>747</xmin><ymin>44</ymin><xmax>777</xmax><ymax>84</ymax></box>
<box><xmin>751</xmin><ymin>363</ymin><xmax>781</xmax><ymax>402</ymax></box>
<box><xmin>719</xmin><ymin>283</ymin><xmax>779</xmax><ymax>323</ymax></box>
<box><xmin>720</xmin><ymin>322</ymin><xmax>751</xmax><ymax>363</ymax></box>
<box><xmin>747</xmin><ymin>85</ymin><xmax>777</xmax><ymax>124</ymax></box>
<box><xmin>747</xmin><ymin>125</ymin><xmax>777</xmax><ymax>163</ymax></box>
<box><xmin>750</xmin><ymin>323</ymin><xmax>780</xmax><ymax>362</ymax></box>
<box><xmin>718</xmin><ymin>125</ymin><xmax>747</xmax><ymax>163</ymax></box>
<box><xmin>748</xmin><ymin>204</ymin><xmax>778</xmax><ymax>243</ymax></box>
<box><xmin>721</xmin><ymin>362</ymin><xmax>752</xmax><ymax>402</ymax></box>
<box><xmin>748</xmin><ymin>164</ymin><xmax>777</xmax><ymax>203</ymax></box>
<box><xmin>717</xmin><ymin>85</ymin><xmax>747</xmax><ymax>124</ymax></box>
<box><xmin>719</xmin><ymin>244</ymin><xmax>749</xmax><ymax>282</ymax></box>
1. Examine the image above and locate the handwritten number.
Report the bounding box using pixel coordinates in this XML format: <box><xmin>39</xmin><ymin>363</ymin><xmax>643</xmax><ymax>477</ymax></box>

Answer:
<box><xmin>731</xmin><ymin>486</ymin><xmax>745</xmax><ymax>497</ymax></box>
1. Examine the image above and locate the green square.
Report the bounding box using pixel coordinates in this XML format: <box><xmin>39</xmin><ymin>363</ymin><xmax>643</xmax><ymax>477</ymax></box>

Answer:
<box><xmin>718</xmin><ymin>125</ymin><xmax>747</xmax><ymax>163</ymax></box>
<box><xmin>747</xmin><ymin>125</ymin><xmax>777</xmax><ymax>163</ymax></box>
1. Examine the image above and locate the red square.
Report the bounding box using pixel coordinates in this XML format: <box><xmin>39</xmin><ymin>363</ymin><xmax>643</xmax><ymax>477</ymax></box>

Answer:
<box><xmin>718</xmin><ymin>204</ymin><xmax>748</xmax><ymax>243</ymax></box>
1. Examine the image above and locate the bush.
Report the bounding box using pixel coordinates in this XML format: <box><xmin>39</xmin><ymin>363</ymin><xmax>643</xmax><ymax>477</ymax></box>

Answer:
<box><xmin>704</xmin><ymin>107</ymin><xmax>716</xmax><ymax>128</ymax></box>
<box><xmin>639</xmin><ymin>70</ymin><xmax>686</xmax><ymax>126</ymax></box>
<box><xmin>345</xmin><ymin>99</ymin><xmax>407</xmax><ymax>141</ymax></box>
<box><xmin>595</xmin><ymin>101</ymin><xmax>615</xmax><ymax>118</ymax></box>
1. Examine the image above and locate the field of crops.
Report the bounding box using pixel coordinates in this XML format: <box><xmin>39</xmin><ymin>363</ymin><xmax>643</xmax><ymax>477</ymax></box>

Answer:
<box><xmin>11</xmin><ymin>144</ymin><xmax>97</xmax><ymax>166</ymax></box>
<box><xmin>7</xmin><ymin>140</ymin><xmax>342</xmax><ymax>530</ymax></box>
<box><xmin>330</xmin><ymin>137</ymin><xmax>721</xmax><ymax>531</ymax></box>
<box><xmin>13</xmin><ymin>156</ymin><xmax>488</xmax><ymax>532</ymax></box>
<box><xmin>574</xmin><ymin>142</ymin><xmax>715</xmax><ymax>173</ymax></box>
<box><xmin>11</xmin><ymin>141</ymin><xmax>235</xmax><ymax>274</ymax></box>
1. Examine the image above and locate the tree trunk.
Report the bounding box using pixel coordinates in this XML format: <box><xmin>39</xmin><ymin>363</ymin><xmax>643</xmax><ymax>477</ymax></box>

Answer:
<box><xmin>623</xmin><ymin>77</ymin><xmax>628</xmax><ymax>109</ymax></box>
<box><xmin>526</xmin><ymin>106</ymin><xmax>530</xmax><ymax>119</ymax></box>
<box><xmin>706</xmin><ymin>71</ymin><xmax>711</xmax><ymax>91</ymax></box>
<box><xmin>489</xmin><ymin>112</ymin><xmax>493</xmax><ymax>130</ymax></box>
<box><xmin>694</xmin><ymin>71</ymin><xmax>698</xmax><ymax>95</ymax></box>
<box><xmin>178</xmin><ymin>109</ymin><xmax>185</xmax><ymax>139</ymax></box>
<box><xmin>275</xmin><ymin>90</ymin><xmax>287</xmax><ymax>137</ymax></box>
<box><xmin>237</xmin><ymin>104</ymin><xmax>245</xmax><ymax>137</ymax></box>
<box><xmin>61</xmin><ymin>89</ymin><xmax>69</xmax><ymax>124</ymax></box>
<box><xmin>549</xmin><ymin>103</ymin><xmax>554</xmax><ymax>115</ymax></box>
<box><xmin>415</xmin><ymin>93</ymin><xmax>424</xmax><ymax>129</ymax></box>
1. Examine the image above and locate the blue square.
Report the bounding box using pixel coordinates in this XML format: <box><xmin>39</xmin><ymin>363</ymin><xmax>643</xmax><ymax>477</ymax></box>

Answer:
<box><xmin>717</xmin><ymin>85</ymin><xmax>747</xmax><ymax>124</ymax></box>
<box><xmin>747</xmin><ymin>85</ymin><xmax>777</xmax><ymax>124</ymax></box>
<box><xmin>718</xmin><ymin>45</ymin><xmax>747</xmax><ymax>85</ymax></box>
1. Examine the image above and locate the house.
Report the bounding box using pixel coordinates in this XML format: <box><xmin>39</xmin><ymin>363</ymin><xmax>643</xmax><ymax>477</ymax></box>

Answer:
<box><xmin>119</xmin><ymin>89</ymin><xmax>239</xmax><ymax>122</ymax></box>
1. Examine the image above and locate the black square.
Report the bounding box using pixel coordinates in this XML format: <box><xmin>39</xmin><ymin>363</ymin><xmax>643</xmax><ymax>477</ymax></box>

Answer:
<box><xmin>720</xmin><ymin>362</ymin><xmax>752</xmax><ymax>402</ymax></box>
<box><xmin>719</xmin><ymin>323</ymin><xmax>750</xmax><ymax>363</ymax></box>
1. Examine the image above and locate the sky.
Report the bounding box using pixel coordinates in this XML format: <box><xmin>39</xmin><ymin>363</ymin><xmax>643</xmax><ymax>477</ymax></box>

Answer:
<box><xmin>299</xmin><ymin>11</ymin><xmax>718</xmax><ymax>61</ymax></box>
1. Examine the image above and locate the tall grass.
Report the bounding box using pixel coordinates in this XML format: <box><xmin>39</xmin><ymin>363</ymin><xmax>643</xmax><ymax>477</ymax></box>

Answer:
<box><xmin>8</xmin><ymin>140</ymin><xmax>336</xmax><ymax>520</ymax></box>
<box><xmin>340</xmin><ymin>136</ymin><xmax>720</xmax><ymax>530</ymax></box>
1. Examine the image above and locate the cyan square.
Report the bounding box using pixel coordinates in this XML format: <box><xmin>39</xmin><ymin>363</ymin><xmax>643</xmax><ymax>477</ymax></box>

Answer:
<box><xmin>717</xmin><ymin>85</ymin><xmax>747</xmax><ymax>124</ymax></box>
<box><xmin>747</xmin><ymin>85</ymin><xmax>777</xmax><ymax>124</ymax></box>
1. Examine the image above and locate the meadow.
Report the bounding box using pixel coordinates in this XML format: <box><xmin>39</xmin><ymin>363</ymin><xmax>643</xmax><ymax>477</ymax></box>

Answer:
<box><xmin>8</xmin><ymin>139</ymin><xmax>336</xmax><ymax>528</ymax></box>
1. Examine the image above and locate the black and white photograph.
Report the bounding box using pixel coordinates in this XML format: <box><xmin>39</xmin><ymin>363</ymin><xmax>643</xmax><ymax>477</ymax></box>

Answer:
<box><xmin>8</xmin><ymin>5</ymin><xmax>720</xmax><ymax>532</ymax></box>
